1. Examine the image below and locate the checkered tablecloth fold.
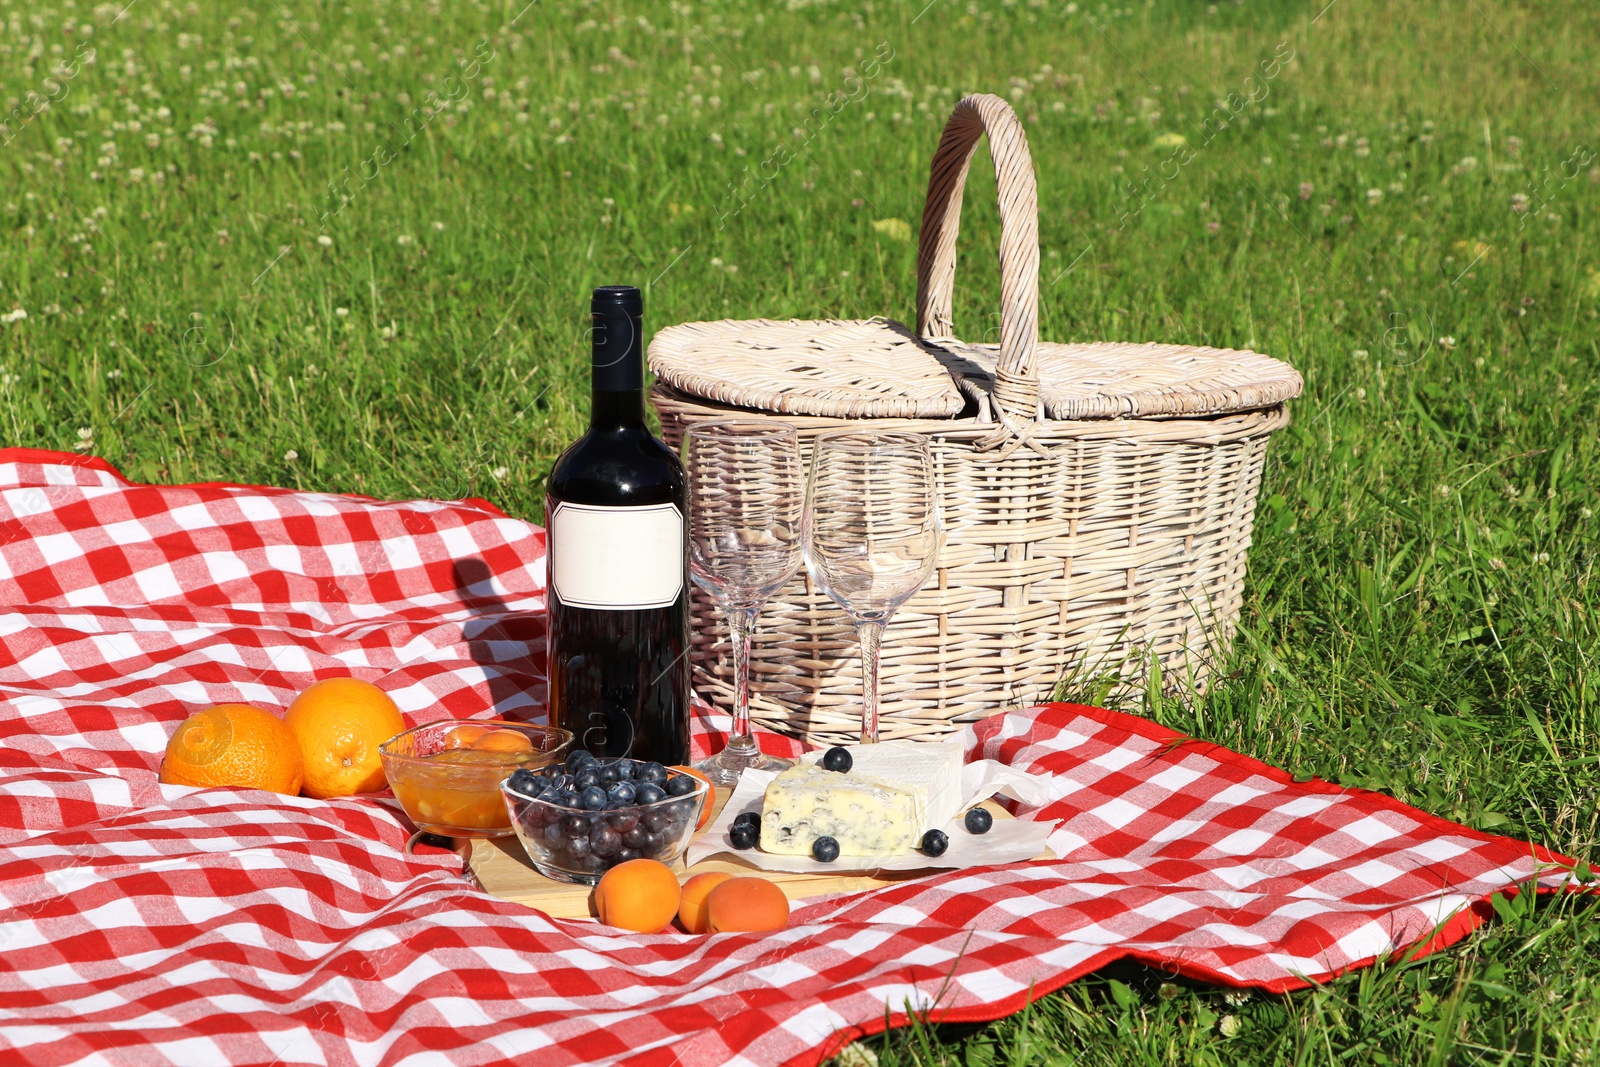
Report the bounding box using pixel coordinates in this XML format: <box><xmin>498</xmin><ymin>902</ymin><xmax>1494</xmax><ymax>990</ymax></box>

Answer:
<box><xmin>0</xmin><ymin>451</ymin><xmax>1580</xmax><ymax>1067</ymax></box>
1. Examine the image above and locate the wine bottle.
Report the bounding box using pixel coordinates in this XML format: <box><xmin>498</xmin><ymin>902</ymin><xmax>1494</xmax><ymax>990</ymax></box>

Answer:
<box><xmin>545</xmin><ymin>285</ymin><xmax>690</xmax><ymax>764</ymax></box>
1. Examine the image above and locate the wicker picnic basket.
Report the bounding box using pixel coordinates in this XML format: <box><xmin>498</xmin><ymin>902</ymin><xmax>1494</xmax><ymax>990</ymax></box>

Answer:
<box><xmin>649</xmin><ymin>94</ymin><xmax>1302</xmax><ymax>747</ymax></box>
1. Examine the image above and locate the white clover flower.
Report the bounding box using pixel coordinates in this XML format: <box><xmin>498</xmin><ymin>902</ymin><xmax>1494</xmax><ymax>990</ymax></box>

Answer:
<box><xmin>491</xmin><ymin>466</ymin><xmax>509</xmax><ymax>480</ymax></box>
<box><xmin>1366</xmin><ymin>188</ymin><xmax>1383</xmax><ymax>203</ymax></box>
<box><xmin>0</xmin><ymin>309</ymin><xmax>27</xmax><ymax>325</ymax></box>
<box><xmin>397</xmin><ymin>234</ymin><xmax>414</xmax><ymax>246</ymax></box>
<box><xmin>284</xmin><ymin>450</ymin><xmax>299</xmax><ymax>462</ymax></box>
<box><xmin>1219</xmin><ymin>1015</ymin><xmax>1240</xmax><ymax>1038</ymax></box>
<box><xmin>1510</xmin><ymin>193</ymin><xmax>1529</xmax><ymax>214</ymax></box>
<box><xmin>432</xmin><ymin>221</ymin><xmax>445</xmax><ymax>231</ymax></box>
<box><xmin>1439</xmin><ymin>335</ymin><xmax>1457</xmax><ymax>350</ymax></box>
<box><xmin>317</xmin><ymin>234</ymin><xmax>333</xmax><ymax>247</ymax></box>
<box><xmin>335</xmin><ymin>307</ymin><xmax>349</xmax><ymax>317</ymax></box>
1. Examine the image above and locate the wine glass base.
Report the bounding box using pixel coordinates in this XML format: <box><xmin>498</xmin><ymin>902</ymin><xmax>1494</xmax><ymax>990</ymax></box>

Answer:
<box><xmin>693</xmin><ymin>748</ymin><xmax>793</xmax><ymax>788</ymax></box>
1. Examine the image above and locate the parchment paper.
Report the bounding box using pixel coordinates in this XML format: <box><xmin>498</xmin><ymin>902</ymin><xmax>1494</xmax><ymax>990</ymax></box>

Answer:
<box><xmin>684</xmin><ymin>758</ymin><xmax>1060</xmax><ymax>873</ymax></box>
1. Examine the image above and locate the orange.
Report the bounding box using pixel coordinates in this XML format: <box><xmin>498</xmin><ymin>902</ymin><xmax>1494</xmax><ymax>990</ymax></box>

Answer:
<box><xmin>284</xmin><ymin>677</ymin><xmax>407</xmax><ymax>799</ymax></box>
<box><xmin>593</xmin><ymin>858</ymin><xmax>682</xmax><ymax>933</ymax></box>
<box><xmin>472</xmin><ymin>728</ymin><xmax>535</xmax><ymax>754</ymax></box>
<box><xmin>442</xmin><ymin>723</ymin><xmax>492</xmax><ymax>750</ymax></box>
<box><xmin>677</xmin><ymin>871</ymin><xmax>734</xmax><ymax>934</ymax></box>
<box><xmin>160</xmin><ymin>704</ymin><xmax>304</xmax><ymax>795</ymax></box>
<box><xmin>670</xmin><ymin>766</ymin><xmax>716</xmax><ymax>831</ymax></box>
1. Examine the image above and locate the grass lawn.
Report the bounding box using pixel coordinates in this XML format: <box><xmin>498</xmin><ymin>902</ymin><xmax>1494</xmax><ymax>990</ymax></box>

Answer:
<box><xmin>3</xmin><ymin>0</ymin><xmax>1598</xmax><ymax>1061</ymax></box>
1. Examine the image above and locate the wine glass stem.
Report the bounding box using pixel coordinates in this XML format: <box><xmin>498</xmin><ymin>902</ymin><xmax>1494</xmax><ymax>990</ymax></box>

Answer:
<box><xmin>855</xmin><ymin>618</ymin><xmax>885</xmax><ymax>745</ymax></box>
<box><xmin>725</xmin><ymin>604</ymin><xmax>760</xmax><ymax>755</ymax></box>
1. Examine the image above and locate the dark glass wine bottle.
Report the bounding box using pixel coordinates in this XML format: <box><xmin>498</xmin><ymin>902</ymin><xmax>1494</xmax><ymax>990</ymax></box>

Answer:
<box><xmin>545</xmin><ymin>285</ymin><xmax>689</xmax><ymax>764</ymax></box>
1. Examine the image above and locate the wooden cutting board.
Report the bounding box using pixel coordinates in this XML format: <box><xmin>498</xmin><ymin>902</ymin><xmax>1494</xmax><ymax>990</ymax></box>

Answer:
<box><xmin>465</xmin><ymin>792</ymin><xmax>1018</xmax><ymax>920</ymax></box>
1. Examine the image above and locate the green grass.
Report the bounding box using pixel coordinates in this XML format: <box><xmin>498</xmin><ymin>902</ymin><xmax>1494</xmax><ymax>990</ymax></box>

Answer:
<box><xmin>3</xmin><ymin>0</ymin><xmax>1598</xmax><ymax>1061</ymax></box>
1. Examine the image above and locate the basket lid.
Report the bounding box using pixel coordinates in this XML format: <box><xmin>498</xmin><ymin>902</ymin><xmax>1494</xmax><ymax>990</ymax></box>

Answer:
<box><xmin>934</xmin><ymin>339</ymin><xmax>1304</xmax><ymax>420</ymax></box>
<box><xmin>648</xmin><ymin>318</ymin><xmax>1301</xmax><ymax>422</ymax></box>
<box><xmin>647</xmin><ymin>317</ymin><xmax>966</xmax><ymax>419</ymax></box>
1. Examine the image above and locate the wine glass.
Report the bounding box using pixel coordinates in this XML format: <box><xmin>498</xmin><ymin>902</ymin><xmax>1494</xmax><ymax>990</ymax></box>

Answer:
<box><xmin>685</xmin><ymin>420</ymin><xmax>803</xmax><ymax>785</ymax></box>
<box><xmin>802</xmin><ymin>430</ymin><xmax>940</xmax><ymax>745</ymax></box>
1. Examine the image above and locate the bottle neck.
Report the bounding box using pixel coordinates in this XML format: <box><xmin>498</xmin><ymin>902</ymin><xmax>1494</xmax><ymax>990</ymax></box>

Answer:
<box><xmin>590</xmin><ymin>385</ymin><xmax>647</xmax><ymax>429</ymax></box>
<box><xmin>590</xmin><ymin>298</ymin><xmax>646</xmax><ymax>430</ymax></box>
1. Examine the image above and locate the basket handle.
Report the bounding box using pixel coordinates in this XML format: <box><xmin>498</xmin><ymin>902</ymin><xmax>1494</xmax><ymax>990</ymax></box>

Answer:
<box><xmin>915</xmin><ymin>93</ymin><xmax>1041</xmax><ymax>438</ymax></box>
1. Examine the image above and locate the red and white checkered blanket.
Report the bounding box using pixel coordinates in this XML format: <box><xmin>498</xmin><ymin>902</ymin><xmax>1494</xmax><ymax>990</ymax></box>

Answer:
<box><xmin>0</xmin><ymin>450</ymin><xmax>1580</xmax><ymax>1066</ymax></box>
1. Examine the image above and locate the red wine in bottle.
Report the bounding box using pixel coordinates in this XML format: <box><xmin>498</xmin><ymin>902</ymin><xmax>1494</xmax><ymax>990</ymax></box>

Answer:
<box><xmin>545</xmin><ymin>285</ymin><xmax>689</xmax><ymax>764</ymax></box>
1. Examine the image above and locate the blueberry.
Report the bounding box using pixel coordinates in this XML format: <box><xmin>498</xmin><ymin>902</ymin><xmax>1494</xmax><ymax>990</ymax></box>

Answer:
<box><xmin>565</xmin><ymin>749</ymin><xmax>595</xmax><ymax>773</ymax></box>
<box><xmin>920</xmin><ymin>829</ymin><xmax>949</xmax><ymax>857</ymax></box>
<box><xmin>664</xmin><ymin>774</ymin><xmax>697</xmax><ymax>797</ymax></box>
<box><xmin>729</xmin><ymin>822</ymin><xmax>758</xmax><ymax>850</ymax></box>
<box><xmin>622</xmin><ymin>826</ymin><xmax>651</xmax><ymax>849</ymax></box>
<box><xmin>507</xmin><ymin>769</ymin><xmax>540</xmax><ymax>794</ymax></box>
<box><xmin>812</xmin><ymin>836</ymin><xmax>840</xmax><ymax>863</ymax></box>
<box><xmin>637</xmin><ymin>762</ymin><xmax>667</xmax><ymax>785</ymax></box>
<box><xmin>613</xmin><ymin>760</ymin><xmax>636</xmax><ymax>780</ymax></box>
<box><xmin>562</xmin><ymin>814</ymin><xmax>589</xmax><ymax>837</ymax></box>
<box><xmin>608</xmin><ymin>810</ymin><xmax>640</xmax><ymax>833</ymax></box>
<box><xmin>566</xmin><ymin>833</ymin><xmax>591</xmax><ymax>858</ymax></box>
<box><xmin>964</xmin><ymin>807</ymin><xmax>993</xmax><ymax>835</ymax></box>
<box><xmin>607</xmin><ymin>781</ymin><xmax>637</xmax><ymax>806</ymax></box>
<box><xmin>617</xmin><ymin>848</ymin><xmax>642</xmax><ymax>863</ymax></box>
<box><xmin>643</xmin><ymin>811</ymin><xmax>670</xmax><ymax>834</ymax></box>
<box><xmin>590</xmin><ymin>826</ymin><xmax>621</xmax><ymax>857</ymax></box>
<box><xmin>597</xmin><ymin>762</ymin><xmax>621</xmax><ymax>784</ymax></box>
<box><xmin>733</xmin><ymin>811</ymin><xmax>760</xmax><ymax>832</ymax></box>
<box><xmin>640</xmin><ymin>831</ymin><xmax>663</xmax><ymax>853</ymax></box>
<box><xmin>581</xmin><ymin>786</ymin><xmax>609</xmax><ymax>810</ymax></box>
<box><xmin>635</xmin><ymin>782</ymin><xmax>666</xmax><ymax>805</ymax></box>
<box><xmin>542</xmin><ymin>822</ymin><xmax>563</xmax><ymax>845</ymax></box>
<box><xmin>556</xmin><ymin>789</ymin><xmax>582</xmax><ymax>809</ymax></box>
<box><xmin>574</xmin><ymin>769</ymin><xmax>600</xmax><ymax>790</ymax></box>
<box><xmin>821</xmin><ymin>747</ymin><xmax>852</xmax><ymax>773</ymax></box>
<box><xmin>546</xmin><ymin>773</ymin><xmax>571</xmax><ymax>793</ymax></box>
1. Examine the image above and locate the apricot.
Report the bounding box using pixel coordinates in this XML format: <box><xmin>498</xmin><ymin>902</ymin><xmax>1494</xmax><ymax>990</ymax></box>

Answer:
<box><xmin>677</xmin><ymin>871</ymin><xmax>734</xmax><ymax>934</ymax></box>
<box><xmin>472</xmin><ymin>728</ymin><xmax>536</xmax><ymax>754</ymax></box>
<box><xmin>669</xmin><ymin>766</ymin><xmax>716</xmax><ymax>831</ymax></box>
<box><xmin>442</xmin><ymin>723</ymin><xmax>491</xmax><ymax>750</ymax></box>
<box><xmin>705</xmin><ymin>877</ymin><xmax>790</xmax><ymax>934</ymax></box>
<box><xmin>593</xmin><ymin>859</ymin><xmax>681</xmax><ymax>933</ymax></box>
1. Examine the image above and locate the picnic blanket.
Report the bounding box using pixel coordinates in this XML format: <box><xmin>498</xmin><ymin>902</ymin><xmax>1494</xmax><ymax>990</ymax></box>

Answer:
<box><xmin>0</xmin><ymin>449</ymin><xmax>1581</xmax><ymax>1067</ymax></box>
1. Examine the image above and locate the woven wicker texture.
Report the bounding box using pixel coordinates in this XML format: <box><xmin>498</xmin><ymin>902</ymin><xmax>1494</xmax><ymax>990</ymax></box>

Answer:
<box><xmin>649</xmin><ymin>93</ymin><xmax>1301</xmax><ymax>747</ymax></box>
<box><xmin>938</xmin><ymin>340</ymin><xmax>1306</xmax><ymax>420</ymax></box>
<box><xmin>649</xmin><ymin>318</ymin><xmax>965</xmax><ymax>419</ymax></box>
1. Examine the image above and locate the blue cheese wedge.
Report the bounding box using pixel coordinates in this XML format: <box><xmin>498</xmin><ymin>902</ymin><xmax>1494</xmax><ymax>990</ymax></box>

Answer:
<box><xmin>760</xmin><ymin>740</ymin><xmax>967</xmax><ymax>857</ymax></box>
<box><xmin>814</xmin><ymin>740</ymin><xmax>966</xmax><ymax>837</ymax></box>
<box><xmin>759</xmin><ymin>763</ymin><xmax>919</xmax><ymax>856</ymax></box>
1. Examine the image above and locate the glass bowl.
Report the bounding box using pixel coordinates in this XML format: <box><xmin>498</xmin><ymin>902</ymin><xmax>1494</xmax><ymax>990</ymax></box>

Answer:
<box><xmin>381</xmin><ymin>720</ymin><xmax>572</xmax><ymax>839</ymax></box>
<box><xmin>503</xmin><ymin>761</ymin><xmax>709</xmax><ymax>885</ymax></box>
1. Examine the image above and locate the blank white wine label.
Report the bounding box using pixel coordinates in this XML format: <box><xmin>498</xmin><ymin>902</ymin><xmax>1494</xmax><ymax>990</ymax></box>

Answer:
<box><xmin>549</xmin><ymin>501</ymin><xmax>684</xmax><ymax>610</ymax></box>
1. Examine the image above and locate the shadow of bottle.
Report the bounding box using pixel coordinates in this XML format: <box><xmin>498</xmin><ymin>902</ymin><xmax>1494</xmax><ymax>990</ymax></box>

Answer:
<box><xmin>449</xmin><ymin>557</ymin><xmax>548</xmax><ymax>724</ymax></box>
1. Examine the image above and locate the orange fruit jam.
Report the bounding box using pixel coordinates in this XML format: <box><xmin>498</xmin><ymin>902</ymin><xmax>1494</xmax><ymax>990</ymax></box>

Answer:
<box><xmin>391</xmin><ymin>727</ymin><xmax>543</xmax><ymax>833</ymax></box>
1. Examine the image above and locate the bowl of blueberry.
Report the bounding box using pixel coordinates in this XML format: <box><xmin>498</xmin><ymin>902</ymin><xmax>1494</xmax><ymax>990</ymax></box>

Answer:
<box><xmin>502</xmin><ymin>749</ymin><xmax>710</xmax><ymax>885</ymax></box>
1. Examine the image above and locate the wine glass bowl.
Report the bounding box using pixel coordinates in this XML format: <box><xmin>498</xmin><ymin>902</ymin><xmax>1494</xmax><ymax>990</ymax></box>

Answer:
<box><xmin>684</xmin><ymin>420</ymin><xmax>804</xmax><ymax>785</ymax></box>
<box><xmin>802</xmin><ymin>430</ymin><xmax>940</xmax><ymax>744</ymax></box>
